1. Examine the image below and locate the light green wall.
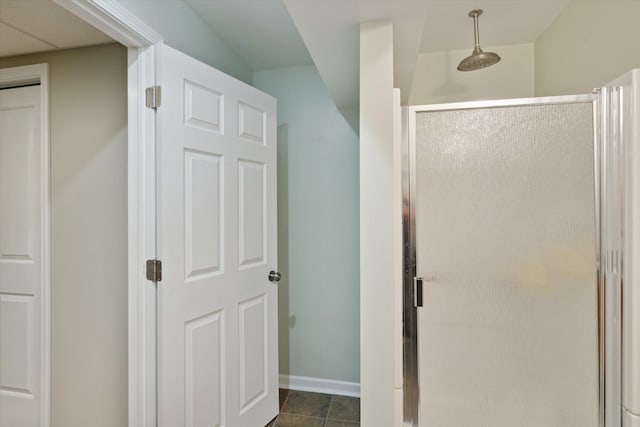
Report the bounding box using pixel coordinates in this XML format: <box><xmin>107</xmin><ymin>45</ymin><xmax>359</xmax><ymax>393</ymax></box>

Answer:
<box><xmin>0</xmin><ymin>44</ymin><xmax>128</xmax><ymax>427</ymax></box>
<box><xmin>535</xmin><ymin>1</ymin><xmax>640</xmax><ymax>96</ymax></box>
<box><xmin>253</xmin><ymin>65</ymin><xmax>360</xmax><ymax>383</ymax></box>
<box><xmin>117</xmin><ymin>0</ymin><xmax>252</xmax><ymax>83</ymax></box>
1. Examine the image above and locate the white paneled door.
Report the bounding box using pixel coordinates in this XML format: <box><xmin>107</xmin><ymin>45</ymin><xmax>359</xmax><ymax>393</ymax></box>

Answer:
<box><xmin>157</xmin><ymin>45</ymin><xmax>278</xmax><ymax>427</ymax></box>
<box><xmin>0</xmin><ymin>84</ymin><xmax>45</xmax><ymax>427</ymax></box>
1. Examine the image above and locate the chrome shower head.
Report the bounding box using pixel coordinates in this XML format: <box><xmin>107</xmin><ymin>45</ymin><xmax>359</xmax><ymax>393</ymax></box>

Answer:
<box><xmin>457</xmin><ymin>9</ymin><xmax>501</xmax><ymax>72</ymax></box>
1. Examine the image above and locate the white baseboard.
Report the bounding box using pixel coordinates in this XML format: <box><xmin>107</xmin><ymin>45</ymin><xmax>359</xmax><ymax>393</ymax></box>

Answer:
<box><xmin>279</xmin><ymin>374</ymin><xmax>360</xmax><ymax>398</ymax></box>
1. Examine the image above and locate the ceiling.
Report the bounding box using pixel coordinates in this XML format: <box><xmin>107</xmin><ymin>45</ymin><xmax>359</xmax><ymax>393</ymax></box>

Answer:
<box><xmin>0</xmin><ymin>0</ymin><xmax>571</xmax><ymax>111</ymax></box>
<box><xmin>0</xmin><ymin>0</ymin><xmax>112</xmax><ymax>58</ymax></box>
<box><xmin>420</xmin><ymin>1</ymin><xmax>569</xmax><ymax>53</ymax></box>
<box><xmin>188</xmin><ymin>0</ymin><xmax>569</xmax><ymax>109</ymax></box>
<box><xmin>184</xmin><ymin>0</ymin><xmax>313</xmax><ymax>71</ymax></box>
<box><xmin>284</xmin><ymin>0</ymin><xmax>429</xmax><ymax>109</ymax></box>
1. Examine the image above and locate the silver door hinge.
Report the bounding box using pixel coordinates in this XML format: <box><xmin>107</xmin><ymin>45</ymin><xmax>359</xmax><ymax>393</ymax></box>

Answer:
<box><xmin>146</xmin><ymin>259</ymin><xmax>162</xmax><ymax>282</ymax></box>
<box><xmin>145</xmin><ymin>85</ymin><xmax>161</xmax><ymax>109</ymax></box>
<box><xmin>414</xmin><ymin>277</ymin><xmax>423</xmax><ymax>307</ymax></box>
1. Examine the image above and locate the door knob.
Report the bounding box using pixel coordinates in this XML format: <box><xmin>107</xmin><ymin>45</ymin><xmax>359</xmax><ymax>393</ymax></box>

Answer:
<box><xmin>268</xmin><ymin>270</ymin><xmax>282</xmax><ymax>282</ymax></box>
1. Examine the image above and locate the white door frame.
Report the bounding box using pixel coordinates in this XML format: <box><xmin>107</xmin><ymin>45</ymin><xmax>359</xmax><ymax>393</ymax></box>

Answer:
<box><xmin>53</xmin><ymin>1</ymin><xmax>161</xmax><ymax>425</ymax></box>
<box><xmin>0</xmin><ymin>63</ymin><xmax>50</xmax><ymax>427</ymax></box>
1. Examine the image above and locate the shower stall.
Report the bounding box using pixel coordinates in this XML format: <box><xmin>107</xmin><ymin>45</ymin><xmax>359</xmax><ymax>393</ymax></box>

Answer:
<box><xmin>402</xmin><ymin>69</ymin><xmax>640</xmax><ymax>427</ymax></box>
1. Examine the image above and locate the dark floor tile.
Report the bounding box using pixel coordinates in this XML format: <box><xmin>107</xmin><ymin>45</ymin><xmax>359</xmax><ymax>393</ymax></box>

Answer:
<box><xmin>273</xmin><ymin>413</ymin><xmax>325</xmax><ymax>427</ymax></box>
<box><xmin>327</xmin><ymin>395</ymin><xmax>360</xmax><ymax>422</ymax></box>
<box><xmin>279</xmin><ymin>388</ymin><xmax>290</xmax><ymax>409</ymax></box>
<box><xmin>280</xmin><ymin>390</ymin><xmax>332</xmax><ymax>418</ymax></box>
<box><xmin>325</xmin><ymin>420</ymin><xmax>360</xmax><ymax>427</ymax></box>
<box><xmin>265</xmin><ymin>416</ymin><xmax>277</xmax><ymax>427</ymax></box>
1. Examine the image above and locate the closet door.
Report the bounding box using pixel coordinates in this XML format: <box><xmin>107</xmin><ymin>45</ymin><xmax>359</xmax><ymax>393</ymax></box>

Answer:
<box><xmin>0</xmin><ymin>83</ymin><xmax>45</xmax><ymax>427</ymax></box>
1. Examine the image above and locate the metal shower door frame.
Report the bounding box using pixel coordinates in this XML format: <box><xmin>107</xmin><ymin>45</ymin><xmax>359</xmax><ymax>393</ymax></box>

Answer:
<box><xmin>598</xmin><ymin>68</ymin><xmax>640</xmax><ymax>427</ymax></box>
<box><xmin>402</xmin><ymin>94</ymin><xmax>602</xmax><ymax>427</ymax></box>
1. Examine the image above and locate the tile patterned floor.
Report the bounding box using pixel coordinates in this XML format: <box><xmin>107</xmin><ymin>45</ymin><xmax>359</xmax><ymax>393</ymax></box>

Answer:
<box><xmin>265</xmin><ymin>389</ymin><xmax>360</xmax><ymax>427</ymax></box>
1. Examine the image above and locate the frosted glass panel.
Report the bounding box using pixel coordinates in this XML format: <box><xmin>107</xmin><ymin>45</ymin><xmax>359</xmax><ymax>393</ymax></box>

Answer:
<box><xmin>415</xmin><ymin>103</ymin><xmax>598</xmax><ymax>427</ymax></box>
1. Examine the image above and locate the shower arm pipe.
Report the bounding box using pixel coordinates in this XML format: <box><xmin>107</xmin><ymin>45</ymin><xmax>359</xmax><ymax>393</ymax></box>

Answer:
<box><xmin>472</xmin><ymin>13</ymin><xmax>481</xmax><ymax>51</ymax></box>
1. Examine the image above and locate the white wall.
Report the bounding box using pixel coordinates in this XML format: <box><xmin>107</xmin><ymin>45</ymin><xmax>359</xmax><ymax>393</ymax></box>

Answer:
<box><xmin>410</xmin><ymin>2</ymin><xmax>640</xmax><ymax>103</ymax></box>
<box><xmin>253</xmin><ymin>65</ymin><xmax>360</xmax><ymax>387</ymax></box>
<box><xmin>117</xmin><ymin>0</ymin><xmax>252</xmax><ymax>83</ymax></box>
<box><xmin>408</xmin><ymin>43</ymin><xmax>534</xmax><ymax>105</ymax></box>
<box><xmin>360</xmin><ymin>20</ymin><xmax>396</xmax><ymax>427</ymax></box>
<box><xmin>0</xmin><ymin>44</ymin><xmax>128</xmax><ymax>427</ymax></box>
<box><xmin>535</xmin><ymin>1</ymin><xmax>640</xmax><ymax>97</ymax></box>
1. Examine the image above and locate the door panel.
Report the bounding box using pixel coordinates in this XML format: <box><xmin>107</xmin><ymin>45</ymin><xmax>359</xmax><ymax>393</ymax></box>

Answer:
<box><xmin>0</xmin><ymin>85</ymin><xmax>43</xmax><ymax>427</ymax></box>
<box><xmin>0</xmin><ymin>295</ymin><xmax>34</xmax><ymax>392</ymax></box>
<box><xmin>184</xmin><ymin>310</ymin><xmax>224</xmax><ymax>427</ymax></box>
<box><xmin>238</xmin><ymin>295</ymin><xmax>267</xmax><ymax>412</ymax></box>
<box><xmin>238</xmin><ymin>160</ymin><xmax>266</xmax><ymax>267</ymax></box>
<box><xmin>184</xmin><ymin>150</ymin><xmax>223</xmax><ymax>279</ymax></box>
<box><xmin>237</xmin><ymin>102</ymin><xmax>266</xmax><ymax>145</ymax></box>
<box><xmin>415</xmin><ymin>103</ymin><xmax>598</xmax><ymax>427</ymax></box>
<box><xmin>157</xmin><ymin>44</ymin><xmax>278</xmax><ymax>427</ymax></box>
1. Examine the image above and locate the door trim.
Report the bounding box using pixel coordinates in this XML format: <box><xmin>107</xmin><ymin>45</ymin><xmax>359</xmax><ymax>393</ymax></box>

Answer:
<box><xmin>52</xmin><ymin>1</ymin><xmax>162</xmax><ymax>426</ymax></box>
<box><xmin>404</xmin><ymin>94</ymin><xmax>598</xmax><ymax>427</ymax></box>
<box><xmin>0</xmin><ymin>63</ymin><xmax>50</xmax><ymax>427</ymax></box>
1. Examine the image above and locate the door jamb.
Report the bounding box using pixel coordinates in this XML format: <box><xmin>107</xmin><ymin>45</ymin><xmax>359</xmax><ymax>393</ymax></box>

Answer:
<box><xmin>0</xmin><ymin>63</ymin><xmax>50</xmax><ymax>427</ymax></box>
<box><xmin>52</xmin><ymin>1</ymin><xmax>161</xmax><ymax>426</ymax></box>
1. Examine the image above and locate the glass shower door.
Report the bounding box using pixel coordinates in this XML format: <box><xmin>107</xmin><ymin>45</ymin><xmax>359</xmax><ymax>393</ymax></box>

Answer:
<box><xmin>413</xmin><ymin>101</ymin><xmax>599</xmax><ymax>427</ymax></box>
